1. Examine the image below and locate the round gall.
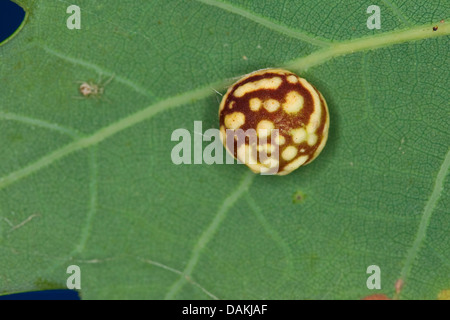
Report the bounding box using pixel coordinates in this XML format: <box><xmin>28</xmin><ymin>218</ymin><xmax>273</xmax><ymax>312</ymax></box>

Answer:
<box><xmin>219</xmin><ymin>68</ymin><xmax>330</xmax><ymax>175</ymax></box>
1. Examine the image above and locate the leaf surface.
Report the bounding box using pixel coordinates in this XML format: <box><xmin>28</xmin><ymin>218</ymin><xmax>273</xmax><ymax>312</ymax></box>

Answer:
<box><xmin>0</xmin><ymin>0</ymin><xmax>449</xmax><ymax>299</ymax></box>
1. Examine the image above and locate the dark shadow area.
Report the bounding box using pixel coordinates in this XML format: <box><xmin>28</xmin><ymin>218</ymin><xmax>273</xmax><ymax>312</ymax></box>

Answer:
<box><xmin>0</xmin><ymin>289</ymin><xmax>80</xmax><ymax>300</ymax></box>
<box><xmin>0</xmin><ymin>1</ymin><xmax>26</xmax><ymax>44</ymax></box>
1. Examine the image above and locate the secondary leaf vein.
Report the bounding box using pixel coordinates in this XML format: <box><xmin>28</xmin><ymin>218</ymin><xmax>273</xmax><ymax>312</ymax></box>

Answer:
<box><xmin>0</xmin><ymin>111</ymin><xmax>81</xmax><ymax>139</ymax></box>
<box><xmin>380</xmin><ymin>0</ymin><xmax>414</xmax><ymax>27</ymax></box>
<box><xmin>195</xmin><ymin>0</ymin><xmax>330</xmax><ymax>47</ymax></box>
<box><xmin>140</xmin><ymin>258</ymin><xmax>219</xmax><ymax>300</ymax></box>
<box><xmin>398</xmin><ymin>149</ymin><xmax>450</xmax><ymax>292</ymax></box>
<box><xmin>74</xmin><ymin>147</ymin><xmax>98</xmax><ymax>254</ymax></box>
<box><xmin>41</xmin><ymin>45</ymin><xmax>156</xmax><ymax>99</ymax></box>
<box><xmin>164</xmin><ymin>171</ymin><xmax>255</xmax><ymax>299</ymax></box>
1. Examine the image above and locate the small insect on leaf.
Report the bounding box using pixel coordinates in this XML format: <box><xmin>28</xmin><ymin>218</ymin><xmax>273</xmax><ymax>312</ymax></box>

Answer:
<box><xmin>79</xmin><ymin>82</ymin><xmax>101</xmax><ymax>97</ymax></box>
<box><xmin>76</xmin><ymin>74</ymin><xmax>115</xmax><ymax>99</ymax></box>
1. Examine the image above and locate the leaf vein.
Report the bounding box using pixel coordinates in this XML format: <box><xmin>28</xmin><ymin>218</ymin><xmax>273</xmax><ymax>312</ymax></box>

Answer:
<box><xmin>140</xmin><ymin>258</ymin><xmax>219</xmax><ymax>300</ymax></box>
<box><xmin>41</xmin><ymin>45</ymin><xmax>156</xmax><ymax>99</ymax></box>
<box><xmin>195</xmin><ymin>0</ymin><xmax>330</xmax><ymax>47</ymax></box>
<box><xmin>0</xmin><ymin>82</ymin><xmax>221</xmax><ymax>190</ymax></box>
<box><xmin>285</xmin><ymin>20</ymin><xmax>449</xmax><ymax>72</ymax></box>
<box><xmin>246</xmin><ymin>195</ymin><xmax>295</xmax><ymax>293</ymax></box>
<box><xmin>0</xmin><ymin>22</ymin><xmax>447</xmax><ymax>190</ymax></box>
<box><xmin>164</xmin><ymin>171</ymin><xmax>255</xmax><ymax>299</ymax></box>
<box><xmin>0</xmin><ymin>111</ymin><xmax>81</xmax><ymax>139</ymax></box>
<box><xmin>74</xmin><ymin>147</ymin><xmax>98</xmax><ymax>254</ymax></box>
<box><xmin>380</xmin><ymin>0</ymin><xmax>414</xmax><ymax>27</ymax></box>
<box><xmin>399</xmin><ymin>149</ymin><xmax>450</xmax><ymax>293</ymax></box>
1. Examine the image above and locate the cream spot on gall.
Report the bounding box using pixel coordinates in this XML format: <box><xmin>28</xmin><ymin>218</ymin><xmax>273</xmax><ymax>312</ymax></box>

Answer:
<box><xmin>307</xmin><ymin>133</ymin><xmax>318</xmax><ymax>146</ymax></box>
<box><xmin>257</xmin><ymin>143</ymin><xmax>275</xmax><ymax>154</ymax></box>
<box><xmin>249</xmin><ymin>98</ymin><xmax>262</xmax><ymax>111</ymax></box>
<box><xmin>287</xmin><ymin>75</ymin><xmax>298</xmax><ymax>84</ymax></box>
<box><xmin>224</xmin><ymin>112</ymin><xmax>246</xmax><ymax>130</ymax></box>
<box><xmin>275</xmin><ymin>134</ymin><xmax>286</xmax><ymax>145</ymax></box>
<box><xmin>263</xmin><ymin>99</ymin><xmax>280</xmax><ymax>112</ymax></box>
<box><xmin>256</xmin><ymin>120</ymin><xmax>274</xmax><ymax>138</ymax></box>
<box><xmin>234</xmin><ymin>77</ymin><xmax>283</xmax><ymax>98</ymax></box>
<box><xmin>290</xmin><ymin>128</ymin><xmax>307</xmax><ymax>144</ymax></box>
<box><xmin>282</xmin><ymin>146</ymin><xmax>298</xmax><ymax>161</ymax></box>
<box><xmin>283</xmin><ymin>91</ymin><xmax>304</xmax><ymax>114</ymax></box>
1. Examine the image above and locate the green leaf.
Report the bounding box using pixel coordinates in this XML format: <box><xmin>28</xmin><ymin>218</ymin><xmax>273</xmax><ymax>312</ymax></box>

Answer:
<box><xmin>1</xmin><ymin>0</ymin><xmax>449</xmax><ymax>300</ymax></box>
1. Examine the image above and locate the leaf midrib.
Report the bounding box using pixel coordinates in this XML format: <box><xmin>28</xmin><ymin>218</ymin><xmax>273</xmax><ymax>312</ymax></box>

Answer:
<box><xmin>0</xmin><ymin>21</ymin><xmax>448</xmax><ymax>191</ymax></box>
